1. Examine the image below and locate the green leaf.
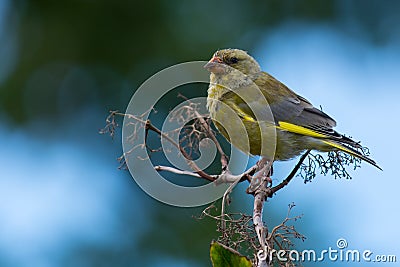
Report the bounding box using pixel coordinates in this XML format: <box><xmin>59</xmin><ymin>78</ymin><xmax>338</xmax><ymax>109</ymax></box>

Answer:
<box><xmin>210</xmin><ymin>241</ymin><xmax>253</xmax><ymax>267</ymax></box>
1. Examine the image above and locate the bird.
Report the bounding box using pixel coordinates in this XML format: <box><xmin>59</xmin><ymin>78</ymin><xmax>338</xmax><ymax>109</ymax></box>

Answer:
<box><xmin>204</xmin><ymin>48</ymin><xmax>381</xmax><ymax>170</ymax></box>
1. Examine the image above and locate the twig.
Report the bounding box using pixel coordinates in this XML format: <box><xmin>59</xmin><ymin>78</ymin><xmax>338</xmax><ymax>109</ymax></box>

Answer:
<box><xmin>99</xmin><ymin>110</ymin><xmax>119</xmax><ymax>138</ymax></box>
<box><xmin>221</xmin><ymin>174</ymin><xmax>242</xmax><ymax>231</ymax></box>
<box><xmin>193</xmin><ymin>109</ymin><xmax>229</xmax><ymax>169</ymax></box>
<box><xmin>177</xmin><ymin>94</ymin><xmax>229</xmax><ymax>169</ymax></box>
<box><xmin>269</xmin><ymin>150</ymin><xmax>311</xmax><ymax>196</ymax></box>
<box><xmin>116</xmin><ymin>111</ymin><xmax>217</xmax><ymax>182</ymax></box>
<box><xmin>148</xmin><ymin>118</ymin><xmax>218</xmax><ymax>181</ymax></box>
<box><xmin>154</xmin><ymin>165</ymin><xmax>218</xmax><ymax>179</ymax></box>
<box><xmin>214</xmin><ymin>159</ymin><xmax>262</xmax><ymax>229</ymax></box>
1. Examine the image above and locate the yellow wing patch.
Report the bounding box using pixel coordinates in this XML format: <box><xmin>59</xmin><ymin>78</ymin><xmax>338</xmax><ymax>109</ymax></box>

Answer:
<box><xmin>277</xmin><ymin>121</ymin><xmax>327</xmax><ymax>138</ymax></box>
<box><xmin>242</xmin><ymin>115</ymin><xmax>256</xmax><ymax>122</ymax></box>
<box><xmin>321</xmin><ymin>140</ymin><xmax>355</xmax><ymax>155</ymax></box>
<box><xmin>229</xmin><ymin>105</ymin><xmax>256</xmax><ymax>122</ymax></box>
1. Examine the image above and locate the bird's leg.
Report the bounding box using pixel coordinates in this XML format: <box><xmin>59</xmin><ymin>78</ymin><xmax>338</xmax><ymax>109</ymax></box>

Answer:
<box><xmin>266</xmin><ymin>165</ymin><xmax>273</xmax><ymax>187</ymax></box>
<box><xmin>264</xmin><ymin>169</ymin><xmax>273</xmax><ymax>187</ymax></box>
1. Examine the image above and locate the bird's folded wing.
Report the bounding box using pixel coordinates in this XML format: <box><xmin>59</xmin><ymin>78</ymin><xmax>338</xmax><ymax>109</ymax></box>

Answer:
<box><xmin>254</xmin><ymin>72</ymin><xmax>337</xmax><ymax>128</ymax></box>
<box><xmin>219</xmin><ymin>72</ymin><xmax>358</xmax><ymax>146</ymax></box>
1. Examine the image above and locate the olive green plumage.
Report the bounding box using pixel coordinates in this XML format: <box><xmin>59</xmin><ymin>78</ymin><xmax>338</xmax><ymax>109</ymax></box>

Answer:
<box><xmin>204</xmin><ymin>48</ymin><xmax>380</xmax><ymax>169</ymax></box>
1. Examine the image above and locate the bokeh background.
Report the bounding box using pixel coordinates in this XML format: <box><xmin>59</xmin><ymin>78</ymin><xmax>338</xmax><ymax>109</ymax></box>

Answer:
<box><xmin>1</xmin><ymin>1</ymin><xmax>399</xmax><ymax>266</ymax></box>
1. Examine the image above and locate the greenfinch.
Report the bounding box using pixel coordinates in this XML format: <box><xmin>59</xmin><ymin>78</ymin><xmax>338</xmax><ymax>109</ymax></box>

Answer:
<box><xmin>204</xmin><ymin>48</ymin><xmax>380</xmax><ymax>170</ymax></box>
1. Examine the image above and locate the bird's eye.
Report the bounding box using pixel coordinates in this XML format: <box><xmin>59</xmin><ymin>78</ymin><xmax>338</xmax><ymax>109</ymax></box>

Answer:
<box><xmin>229</xmin><ymin>57</ymin><xmax>239</xmax><ymax>64</ymax></box>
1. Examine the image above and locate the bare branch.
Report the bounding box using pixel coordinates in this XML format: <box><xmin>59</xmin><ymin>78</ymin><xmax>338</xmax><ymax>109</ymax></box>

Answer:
<box><xmin>155</xmin><ymin>165</ymin><xmax>217</xmax><ymax>179</ymax></box>
<box><xmin>221</xmin><ymin>174</ymin><xmax>242</xmax><ymax>231</ymax></box>
<box><xmin>251</xmin><ymin>158</ymin><xmax>273</xmax><ymax>267</ymax></box>
<box><xmin>99</xmin><ymin>110</ymin><xmax>119</xmax><ymax>138</ymax></box>
<box><xmin>111</xmin><ymin>110</ymin><xmax>217</xmax><ymax>182</ymax></box>
<box><xmin>193</xmin><ymin>109</ymin><xmax>228</xmax><ymax>169</ymax></box>
<box><xmin>269</xmin><ymin>150</ymin><xmax>311</xmax><ymax>197</ymax></box>
<box><xmin>177</xmin><ymin>94</ymin><xmax>228</xmax><ymax>169</ymax></box>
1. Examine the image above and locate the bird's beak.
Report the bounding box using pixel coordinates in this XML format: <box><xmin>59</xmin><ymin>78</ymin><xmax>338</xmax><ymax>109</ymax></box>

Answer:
<box><xmin>204</xmin><ymin>56</ymin><xmax>226</xmax><ymax>74</ymax></box>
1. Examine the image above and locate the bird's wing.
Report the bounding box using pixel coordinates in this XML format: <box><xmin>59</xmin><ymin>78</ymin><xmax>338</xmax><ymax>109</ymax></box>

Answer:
<box><xmin>219</xmin><ymin>72</ymin><xmax>360</xmax><ymax>146</ymax></box>
<box><xmin>217</xmin><ymin>76</ymin><xmax>381</xmax><ymax>169</ymax></box>
<box><xmin>254</xmin><ymin>72</ymin><xmax>367</xmax><ymax>147</ymax></box>
<box><xmin>253</xmin><ymin>72</ymin><xmax>337</xmax><ymax>127</ymax></box>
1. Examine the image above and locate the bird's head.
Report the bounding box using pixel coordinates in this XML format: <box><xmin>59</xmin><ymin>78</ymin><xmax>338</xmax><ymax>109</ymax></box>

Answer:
<box><xmin>204</xmin><ymin>49</ymin><xmax>261</xmax><ymax>76</ymax></box>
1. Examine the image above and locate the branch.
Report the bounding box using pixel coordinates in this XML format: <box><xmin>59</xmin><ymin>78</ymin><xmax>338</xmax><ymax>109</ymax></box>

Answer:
<box><xmin>269</xmin><ymin>149</ymin><xmax>311</xmax><ymax>196</ymax></box>
<box><xmin>154</xmin><ymin>165</ymin><xmax>218</xmax><ymax>179</ymax></box>
<box><xmin>221</xmin><ymin>176</ymin><xmax>242</xmax><ymax>231</ymax></box>
<box><xmin>214</xmin><ymin>164</ymin><xmax>257</xmax><ymax>185</ymax></box>
<box><xmin>113</xmin><ymin>111</ymin><xmax>217</xmax><ymax>182</ymax></box>
<box><xmin>193</xmin><ymin>109</ymin><xmax>228</xmax><ymax>169</ymax></box>
<box><xmin>148</xmin><ymin>118</ymin><xmax>219</xmax><ymax>181</ymax></box>
<box><xmin>251</xmin><ymin>158</ymin><xmax>273</xmax><ymax>267</ymax></box>
<box><xmin>218</xmin><ymin>158</ymin><xmax>265</xmax><ymax>232</ymax></box>
<box><xmin>103</xmin><ymin>109</ymin><xmax>257</xmax><ymax>185</ymax></box>
<box><xmin>154</xmin><ymin>163</ymin><xmax>256</xmax><ymax>184</ymax></box>
<box><xmin>248</xmin><ymin>152</ymin><xmax>310</xmax><ymax>266</ymax></box>
<box><xmin>177</xmin><ymin>94</ymin><xmax>228</xmax><ymax>169</ymax></box>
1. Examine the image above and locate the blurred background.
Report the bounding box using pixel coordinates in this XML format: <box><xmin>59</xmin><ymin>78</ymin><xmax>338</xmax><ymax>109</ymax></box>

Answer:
<box><xmin>1</xmin><ymin>0</ymin><xmax>399</xmax><ymax>266</ymax></box>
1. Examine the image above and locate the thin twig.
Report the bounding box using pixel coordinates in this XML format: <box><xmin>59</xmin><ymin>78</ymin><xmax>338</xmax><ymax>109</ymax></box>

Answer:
<box><xmin>154</xmin><ymin>165</ymin><xmax>218</xmax><ymax>178</ymax></box>
<box><xmin>221</xmin><ymin>174</ymin><xmax>242</xmax><ymax>231</ymax></box>
<box><xmin>194</xmin><ymin>109</ymin><xmax>229</xmax><ymax>169</ymax></box>
<box><xmin>117</xmin><ymin>112</ymin><xmax>217</xmax><ymax>182</ymax></box>
<box><xmin>269</xmin><ymin>150</ymin><xmax>311</xmax><ymax>196</ymax></box>
<box><xmin>177</xmin><ymin>94</ymin><xmax>228</xmax><ymax>169</ymax></box>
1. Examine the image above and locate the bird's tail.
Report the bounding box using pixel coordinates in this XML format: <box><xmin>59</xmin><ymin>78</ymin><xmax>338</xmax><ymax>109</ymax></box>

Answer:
<box><xmin>321</xmin><ymin>140</ymin><xmax>382</xmax><ymax>170</ymax></box>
